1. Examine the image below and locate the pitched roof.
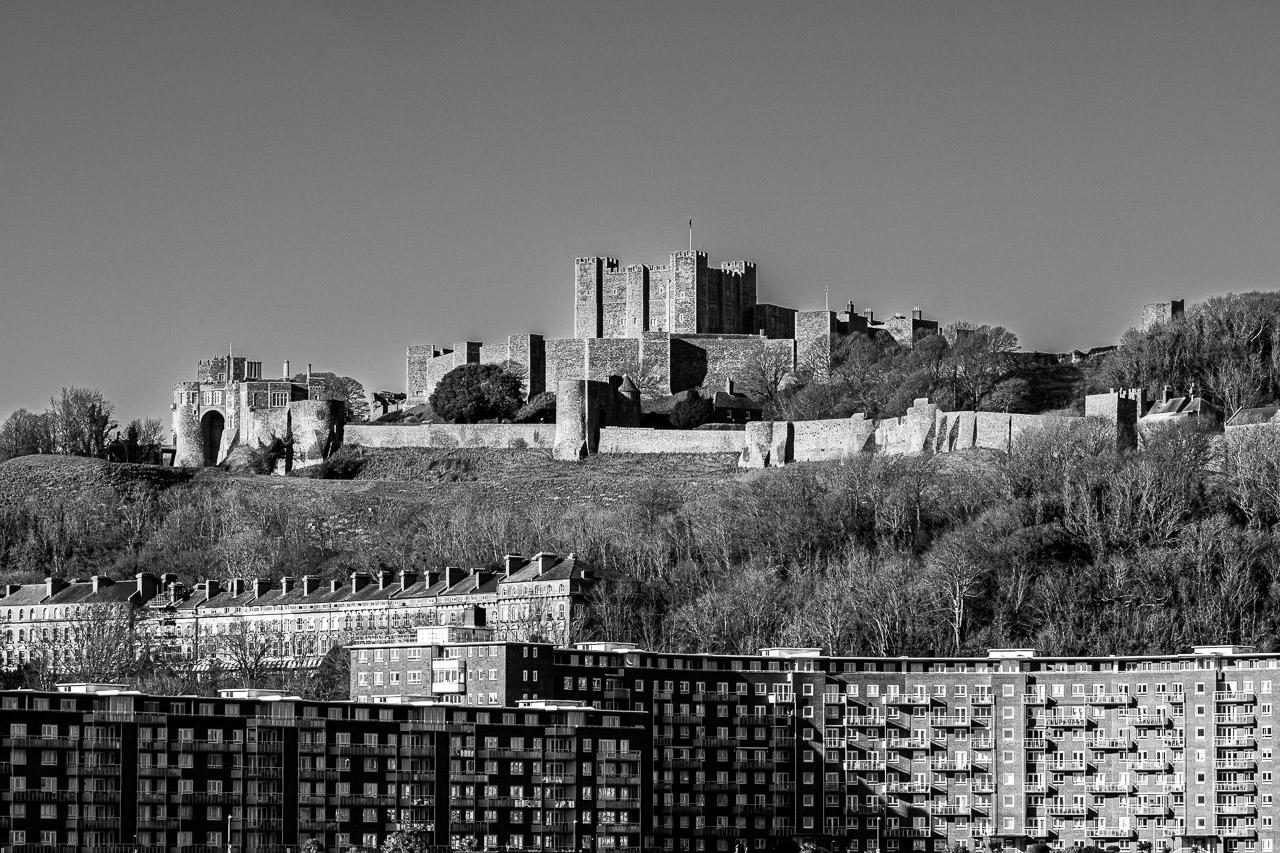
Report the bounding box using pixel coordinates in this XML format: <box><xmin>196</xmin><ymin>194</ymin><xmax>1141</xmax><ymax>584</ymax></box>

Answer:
<box><xmin>1227</xmin><ymin>406</ymin><xmax>1280</xmax><ymax>428</ymax></box>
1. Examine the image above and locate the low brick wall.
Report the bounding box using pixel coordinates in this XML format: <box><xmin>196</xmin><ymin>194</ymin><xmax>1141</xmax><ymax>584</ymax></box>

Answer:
<box><xmin>344</xmin><ymin>423</ymin><xmax>554</xmax><ymax>450</ymax></box>
<box><xmin>597</xmin><ymin>427</ymin><xmax>744</xmax><ymax>455</ymax></box>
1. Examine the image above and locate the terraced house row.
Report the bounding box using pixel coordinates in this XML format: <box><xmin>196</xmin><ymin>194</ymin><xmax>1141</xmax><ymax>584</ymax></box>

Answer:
<box><xmin>349</xmin><ymin>639</ymin><xmax>1280</xmax><ymax>853</ymax></box>
<box><xmin>0</xmin><ymin>553</ymin><xmax>605</xmax><ymax>669</ymax></box>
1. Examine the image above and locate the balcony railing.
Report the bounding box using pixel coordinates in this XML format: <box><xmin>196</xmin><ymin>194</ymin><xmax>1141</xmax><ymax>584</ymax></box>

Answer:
<box><xmin>1045</xmin><ymin>803</ymin><xmax>1089</xmax><ymax>816</ymax></box>
<box><xmin>1089</xmin><ymin>737</ymin><xmax>1132</xmax><ymax>751</ymax></box>
<box><xmin>1215</xmin><ymin>713</ymin><xmax>1257</xmax><ymax>726</ymax></box>
<box><xmin>1088</xmin><ymin>692</ymin><xmax>1134</xmax><ymax>706</ymax></box>
<box><xmin>1215</xmin><ymin>781</ymin><xmax>1257</xmax><ymax>793</ymax></box>
<box><xmin>930</xmin><ymin>715</ymin><xmax>970</xmax><ymax>727</ymax></box>
<box><xmin>1214</xmin><ymin>691</ymin><xmax>1256</xmax><ymax>704</ymax></box>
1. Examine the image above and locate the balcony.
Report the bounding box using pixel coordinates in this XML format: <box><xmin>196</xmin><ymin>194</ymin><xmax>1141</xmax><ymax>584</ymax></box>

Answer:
<box><xmin>1089</xmin><ymin>780</ymin><xmax>1133</xmax><ymax>795</ymax></box>
<box><xmin>971</xmin><ymin>736</ymin><xmax>994</xmax><ymax>750</ymax></box>
<box><xmin>1024</xmin><ymin>738</ymin><xmax>1048</xmax><ymax>750</ymax></box>
<box><xmin>1044</xmin><ymin>759</ymin><xmax>1089</xmax><ymax>773</ymax></box>
<box><xmin>970</xmin><ymin>694</ymin><xmax>994</xmax><ymax>706</ymax></box>
<box><xmin>1214</xmin><ymin>736</ymin><xmax>1256</xmax><ymax>749</ymax></box>
<box><xmin>1215</xmin><ymin>713</ymin><xmax>1257</xmax><ymax>726</ymax></box>
<box><xmin>1025</xmin><ymin>823</ymin><xmax>1053</xmax><ymax>838</ymax></box>
<box><xmin>1214</xmin><ymin>804</ymin><xmax>1257</xmax><ymax>816</ymax></box>
<box><xmin>887</xmin><ymin>781</ymin><xmax>929</xmax><ymax>795</ymax></box>
<box><xmin>885</xmin><ymin>828</ymin><xmax>934</xmax><ymax>838</ymax></box>
<box><xmin>846</xmin><ymin>759</ymin><xmax>887</xmax><ymax>772</ymax></box>
<box><xmin>1127</xmin><ymin>759</ymin><xmax>1171</xmax><ymax>773</ymax></box>
<box><xmin>1042</xmin><ymin>712</ymin><xmax>1090</xmax><ymax>727</ymax></box>
<box><xmin>1129</xmin><ymin>713</ymin><xmax>1168</xmax><ymax>727</ymax></box>
<box><xmin>885</xmin><ymin>694</ymin><xmax>933</xmax><ymax>707</ymax></box>
<box><xmin>1088</xmin><ymin>825</ymin><xmax>1137</xmax><ymax>839</ymax></box>
<box><xmin>1022</xmin><ymin>694</ymin><xmax>1050</xmax><ymax>706</ymax></box>
<box><xmin>1135</xmin><ymin>802</ymin><xmax>1171</xmax><ymax>817</ymax></box>
<box><xmin>1155</xmin><ymin>691</ymin><xmax>1185</xmax><ymax>704</ymax></box>
<box><xmin>846</xmin><ymin>714</ymin><xmax>887</xmax><ymax>727</ymax></box>
<box><xmin>971</xmin><ymin>778</ymin><xmax>995</xmax><ymax>794</ymax></box>
<box><xmin>1089</xmin><ymin>736</ymin><xmax>1132</xmax><ymax>751</ymax></box>
<box><xmin>930</xmin><ymin>759</ymin><xmax>970</xmax><ymax>772</ymax></box>
<box><xmin>1214</xmin><ymin>757</ymin><xmax>1257</xmax><ymax>771</ymax></box>
<box><xmin>930</xmin><ymin>715</ymin><xmax>970</xmax><ymax>728</ymax></box>
<box><xmin>887</xmin><ymin>737</ymin><xmax>930</xmax><ymax>751</ymax></box>
<box><xmin>1023</xmin><ymin>778</ymin><xmax>1049</xmax><ymax>794</ymax></box>
<box><xmin>933</xmin><ymin>803</ymin><xmax>970</xmax><ymax>816</ymax></box>
<box><xmin>1218</xmin><ymin>826</ymin><xmax>1257</xmax><ymax>839</ymax></box>
<box><xmin>1215</xmin><ymin>781</ymin><xmax>1257</xmax><ymax>793</ymax></box>
<box><xmin>1088</xmin><ymin>692</ymin><xmax>1134</xmax><ymax>706</ymax></box>
<box><xmin>1045</xmin><ymin>803</ymin><xmax>1089</xmax><ymax>817</ymax></box>
<box><xmin>1214</xmin><ymin>691</ymin><xmax>1256</xmax><ymax>704</ymax></box>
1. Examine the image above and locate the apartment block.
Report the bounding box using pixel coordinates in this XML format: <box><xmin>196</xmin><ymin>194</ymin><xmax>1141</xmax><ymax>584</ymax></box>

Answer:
<box><xmin>0</xmin><ymin>684</ymin><xmax>646</xmax><ymax>852</ymax></box>
<box><xmin>350</xmin><ymin>641</ymin><xmax>1280</xmax><ymax>853</ymax></box>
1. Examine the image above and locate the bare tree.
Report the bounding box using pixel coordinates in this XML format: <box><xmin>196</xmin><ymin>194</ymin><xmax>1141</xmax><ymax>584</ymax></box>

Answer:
<box><xmin>736</xmin><ymin>344</ymin><xmax>796</xmax><ymax>415</ymax></box>
<box><xmin>27</xmin><ymin>603</ymin><xmax>145</xmax><ymax>689</ymax></box>
<box><xmin>210</xmin><ymin>621</ymin><xmax>287</xmax><ymax>687</ymax></box>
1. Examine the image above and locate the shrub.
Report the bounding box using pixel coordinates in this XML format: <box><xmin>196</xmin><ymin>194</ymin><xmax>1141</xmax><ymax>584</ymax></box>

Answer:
<box><xmin>429</xmin><ymin>364</ymin><xmax>523</xmax><ymax>424</ymax></box>
<box><xmin>514</xmin><ymin>391</ymin><xmax>556</xmax><ymax>424</ymax></box>
<box><xmin>669</xmin><ymin>391</ymin><xmax>715</xmax><ymax>430</ymax></box>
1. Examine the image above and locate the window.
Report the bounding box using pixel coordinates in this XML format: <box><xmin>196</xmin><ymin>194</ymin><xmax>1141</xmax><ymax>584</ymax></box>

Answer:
<box><xmin>270</xmin><ymin>391</ymin><xmax>288</xmax><ymax>407</ymax></box>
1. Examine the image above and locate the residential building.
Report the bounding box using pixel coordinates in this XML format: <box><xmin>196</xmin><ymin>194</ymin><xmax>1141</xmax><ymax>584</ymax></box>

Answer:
<box><xmin>350</xmin><ymin>641</ymin><xmax>1280</xmax><ymax>853</ymax></box>
<box><xmin>0</xmin><ymin>683</ymin><xmax>646</xmax><ymax>852</ymax></box>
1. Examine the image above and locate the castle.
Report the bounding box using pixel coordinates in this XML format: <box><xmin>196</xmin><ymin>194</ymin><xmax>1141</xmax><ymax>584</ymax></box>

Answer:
<box><xmin>406</xmin><ymin>249</ymin><xmax>939</xmax><ymax>405</ymax></box>
<box><xmin>170</xmin><ymin>355</ymin><xmax>344</xmax><ymax>471</ymax></box>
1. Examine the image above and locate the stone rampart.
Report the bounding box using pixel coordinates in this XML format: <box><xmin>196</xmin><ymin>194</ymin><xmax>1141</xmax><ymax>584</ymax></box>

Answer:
<box><xmin>597</xmin><ymin>427</ymin><xmax>743</xmax><ymax>455</ymax></box>
<box><xmin>344</xmin><ymin>423</ymin><xmax>554</xmax><ymax>451</ymax></box>
<box><xmin>791</xmin><ymin>418</ymin><xmax>851</xmax><ymax>462</ymax></box>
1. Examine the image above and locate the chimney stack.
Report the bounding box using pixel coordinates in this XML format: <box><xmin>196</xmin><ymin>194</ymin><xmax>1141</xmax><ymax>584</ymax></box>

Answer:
<box><xmin>862</xmin><ymin>309</ymin><xmax>874</xmax><ymax>322</ymax></box>
<box><xmin>725</xmin><ymin>378</ymin><xmax>735</xmax><ymax>395</ymax></box>
<box><xmin>204</xmin><ymin>580</ymin><xmax>222</xmax><ymax>601</ymax></box>
<box><xmin>229</xmin><ymin>578</ymin><xmax>246</xmax><ymax>597</ymax></box>
<box><xmin>252</xmin><ymin>578</ymin><xmax>271</xmax><ymax>598</ymax></box>
<box><xmin>280</xmin><ymin>576</ymin><xmax>294</xmax><ymax>596</ymax></box>
<box><xmin>329</xmin><ymin>579</ymin><xmax>341</xmax><ymax>594</ymax></box>
<box><xmin>503</xmin><ymin>554</ymin><xmax>524</xmax><ymax>578</ymax></box>
<box><xmin>283</xmin><ymin>359</ymin><xmax>291</xmax><ymax>380</ymax></box>
<box><xmin>444</xmin><ymin>566</ymin><xmax>466</xmax><ymax>588</ymax></box>
<box><xmin>135</xmin><ymin>572</ymin><xmax>158</xmax><ymax>600</ymax></box>
<box><xmin>300</xmin><ymin>575</ymin><xmax>318</xmax><ymax>597</ymax></box>
<box><xmin>398</xmin><ymin>569</ymin><xmax>418</xmax><ymax>590</ymax></box>
<box><xmin>350</xmin><ymin>573</ymin><xmax>370</xmax><ymax>595</ymax></box>
<box><xmin>534</xmin><ymin>553</ymin><xmax>557</xmax><ymax>574</ymax></box>
<box><xmin>426</xmin><ymin>570</ymin><xmax>441</xmax><ymax>589</ymax></box>
<box><xmin>45</xmin><ymin>577</ymin><xmax>68</xmax><ymax>599</ymax></box>
<box><xmin>912</xmin><ymin>307</ymin><xmax>922</xmax><ymax>320</ymax></box>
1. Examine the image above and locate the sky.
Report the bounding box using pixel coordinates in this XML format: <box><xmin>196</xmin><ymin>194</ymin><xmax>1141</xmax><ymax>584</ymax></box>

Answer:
<box><xmin>3</xmin><ymin>1</ymin><xmax>1280</xmax><ymax>423</ymax></box>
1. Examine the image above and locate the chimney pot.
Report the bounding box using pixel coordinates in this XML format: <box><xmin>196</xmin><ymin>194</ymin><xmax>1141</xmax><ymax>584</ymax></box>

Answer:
<box><xmin>283</xmin><ymin>359</ymin><xmax>291</xmax><ymax>379</ymax></box>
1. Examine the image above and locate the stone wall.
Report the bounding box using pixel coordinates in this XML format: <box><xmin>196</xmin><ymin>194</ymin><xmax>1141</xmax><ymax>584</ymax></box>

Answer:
<box><xmin>791</xmin><ymin>418</ymin><xmax>852</xmax><ymax>462</ymax></box>
<box><xmin>345</xmin><ymin>423</ymin><xmax>554</xmax><ymax>450</ymax></box>
<box><xmin>597</xmin><ymin>426</ymin><xmax>744</xmax><ymax>455</ymax></box>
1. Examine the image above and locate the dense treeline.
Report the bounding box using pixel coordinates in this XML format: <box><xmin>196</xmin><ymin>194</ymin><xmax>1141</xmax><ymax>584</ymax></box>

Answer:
<box><xmin>2</xmin><ymin>418</ymin><xmax>1280</xmax><ymax>659</ymax></box>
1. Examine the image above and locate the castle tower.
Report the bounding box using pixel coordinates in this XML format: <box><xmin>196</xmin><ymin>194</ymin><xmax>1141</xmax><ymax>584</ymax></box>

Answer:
<box><xmin>574</xmin><ymin>257</ymin><xmax>619</xmax><ymax>339</ymax></box>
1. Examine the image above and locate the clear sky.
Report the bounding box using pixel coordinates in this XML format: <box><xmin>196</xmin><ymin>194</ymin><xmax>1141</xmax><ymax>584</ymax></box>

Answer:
<box><xmin>3</xmin><ymin>1</ymin><xmax>1279</xmax><ymax>423</ymax></box>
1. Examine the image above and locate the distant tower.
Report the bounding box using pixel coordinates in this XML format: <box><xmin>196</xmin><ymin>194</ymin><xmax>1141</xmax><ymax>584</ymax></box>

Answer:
<box><xmin>1141</xmin><ymin>299</ymin><xmax>1184</xmax><ymax>331</ymax></box>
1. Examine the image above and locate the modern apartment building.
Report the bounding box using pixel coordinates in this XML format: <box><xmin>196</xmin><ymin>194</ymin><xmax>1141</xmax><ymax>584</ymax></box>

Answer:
<box><xmin>0</xmin><ymin>683</ymin><xmax>646</xmax><ymax>853</ymax></box>
<box><xmin>350</xmin><ymin>640</ymin><xmax>1280</xmax><ymax>853</ymax></box>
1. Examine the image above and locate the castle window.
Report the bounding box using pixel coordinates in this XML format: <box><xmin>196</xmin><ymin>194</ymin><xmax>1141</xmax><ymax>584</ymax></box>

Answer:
<box><xmin>213</xmin><ymin>391</ymin><xmax>224</xmax><ymax>406</ymax></box>
<box><xmin>270</xmin><ymin>391</ymin><xmax>288</xmax><ymax>408</ymax></box>
<box><xmin>217</xmin><ymin>373</ymin><xmax>226</xmax><ymax>383</ymax></box>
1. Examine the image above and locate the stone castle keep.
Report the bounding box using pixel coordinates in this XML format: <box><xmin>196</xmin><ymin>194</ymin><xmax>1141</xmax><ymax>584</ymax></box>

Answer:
<box><xmin>171</xmin><ymin>356</ymin><xmax>344</xmax><ymax>470</ymax></box>
<box><xmin>406</xmin><ymin>249</ymin><xmax>939</xmax><ymax>405</ymax></box>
